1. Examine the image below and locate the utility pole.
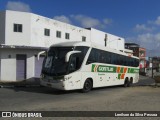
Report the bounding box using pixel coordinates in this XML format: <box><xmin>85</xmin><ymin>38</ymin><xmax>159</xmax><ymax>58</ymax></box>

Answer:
<box><xmin>104</xmin><ymin>34</ymin><xmax>107</xmax><ymax>47</ymax></box>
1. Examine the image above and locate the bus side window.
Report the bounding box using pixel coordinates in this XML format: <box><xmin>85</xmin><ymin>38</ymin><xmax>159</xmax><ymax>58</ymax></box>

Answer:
<box><xmin>87</xmin><ymin>49</ymin><xmax>97</xmax><ymax>64</ymax></box>
<box><xmin>113</xmin><ymin>54</ymin><xmax>116</xmax><ymax>65</ymax></box>
<box><xmin>69</xmin><ymin>54</ymin><xmax>81</xmax><ymax>72</ymax></box>
<box><xmin>123</xmin><ymin>56</ymin><xmax>127</xmax><ymax>66</ymax></box>
<box><xmin>134</xmin><ymin>58</ymin><xmax>139</xmax><ymax>67</ymax></box>
<box><xmin>69</xmin><ymin>56</ymin><xmax>76</xmax><ymax>72</ymax></box>
<box><xmin>105</xmin><ymin>52</ymin><xmax>111</xmax><ymax>64</ymax></box>
<box><xmin>99</xmin><ymin>50</ymin><xmax>104</xmax><ymax>63</ymax></box>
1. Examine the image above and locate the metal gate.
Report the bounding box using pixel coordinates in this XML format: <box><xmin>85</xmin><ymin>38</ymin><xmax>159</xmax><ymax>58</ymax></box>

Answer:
<box><xmin>16</xmin><ymin>54</ymin><xmax>26</xmax><ymax>80</ymax></box>
<box><xmin>35</xmin><ymin>56</ymin><xmax>44</xmax><ymax>78</ymax></box>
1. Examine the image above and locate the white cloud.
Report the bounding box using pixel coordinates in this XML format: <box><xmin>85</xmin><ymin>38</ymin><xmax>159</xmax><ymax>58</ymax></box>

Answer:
<box><xmin>53</xmin><ymin>15</ymin><xmax>72</xmax><ymax>24</ymax></box>
<box><xmin>147</xmin><ymin>16</ymin><xmax>160</xmax><ymax>25</ymax></box>
<box><xmin>53</xmin><ymin>14</ymin><xmax>112</xmax><ymax>29</ymax></box>
<box><xmin>131</xmin><ymin>16</ymin><xmax>160</xmax><ymax>56</ymax></box>
<box><xmin>70</xmin><ymin>15</ymin><xmax>102</xmax><ymax>28</ymax></box>
<box><xmin>135</xmin><ymin>24</ymin><xmax>153</xmax><ymax>32</ymax></box>
<box><xmin>103</xmin><ymin>18</ymin><xmax>112</xmax><ymax>25</ymax></box>
<box><xmin>128</xmin><ymin>33</ymin><xmax>160</xmax><ymax>56</ymax></box>
<box><xmin>137</xmin><ymin>33</ymin><xmax>155</xmax><ymax>49</ymax></box>
<box><xmin>70</xmin><ymin>15</ymin><xmax>111</xmax><ymax>29</ymax></box>
<box><xmin>6</xmin><ymin>1</ymin><xmax>31</xmax><ymax>12</ymax></box>
<box><xmin>139</xmin><ymin>33</ymin><xmax>160</xmax><ymax>49</ymax></box>
<box><xmin>155</xmin><ymin>16</ymin><xmax>160</xmax><ymax>25</ymax></box>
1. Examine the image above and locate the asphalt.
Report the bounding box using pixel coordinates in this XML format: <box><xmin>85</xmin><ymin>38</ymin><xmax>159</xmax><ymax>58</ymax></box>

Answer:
<box><xmin>0</xmin><ymin>75</ymin><xmax>156</xmax><ymax>88</ymax></box>
<box><xmin>0</xmin><ymin>75</ymin><xmax>159</xmax><ymax>120</ymax></box>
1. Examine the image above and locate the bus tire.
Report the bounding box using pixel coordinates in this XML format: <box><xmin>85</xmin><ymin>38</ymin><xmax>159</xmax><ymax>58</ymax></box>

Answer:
<box><xmin>129</xmin><ymin>77</ymin><xmax>133</xmax><ymax>87</ymax></box>
<box><xmin>82</xmin><ymin>79</ymin><xmax>92</xmax><ymax>93</ymax></box>
<box><xmin>124</xmin><ymin>78</ymin><xmax>130</xmax><ymax>87</ymax></box>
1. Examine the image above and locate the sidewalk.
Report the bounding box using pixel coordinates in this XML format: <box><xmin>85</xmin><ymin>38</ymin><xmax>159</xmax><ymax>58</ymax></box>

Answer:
<box><xmin>0</xmin><ymin>78</ymin><xmax>40</xmax><ymax>88</ymax></box>
<box><xmin>137</xmin><ymin>75</ymin><xmax>155</xmax><ymax>86</ymax></box>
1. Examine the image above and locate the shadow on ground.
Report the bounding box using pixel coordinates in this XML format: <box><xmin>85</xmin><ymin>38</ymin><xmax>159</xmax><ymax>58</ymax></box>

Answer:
<box><xmin>0</xmin><ymin>75</ymin><xmax>157</xmax><ymax>95</ymax></box>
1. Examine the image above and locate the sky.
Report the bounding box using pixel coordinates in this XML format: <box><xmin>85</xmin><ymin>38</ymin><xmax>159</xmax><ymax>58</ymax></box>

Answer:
<box><xmin>0</xmin><ymin>0</ymin><xmax>160</xmax><ymax>57</ymax></box>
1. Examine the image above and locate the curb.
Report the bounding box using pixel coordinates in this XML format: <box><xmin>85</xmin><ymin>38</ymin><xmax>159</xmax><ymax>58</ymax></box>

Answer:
<box><xmin>0</xmin><ymin>84</ymin><xmax>41</xmax><ymax>88</ymax></box>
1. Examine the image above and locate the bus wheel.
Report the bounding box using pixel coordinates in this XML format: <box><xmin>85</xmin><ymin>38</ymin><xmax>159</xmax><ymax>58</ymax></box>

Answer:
<box><xmin>82</xmin><ymin>79</ymin><xmax>92</xmax><ymax>93</ymax></box>
<box><xmin>124</xmin><ymin>78</ymin><xmax>130</xmax><ymax>87</ymax></box>
<box><xmin>129</xmin><ymin>77</ymin><xmax>133</xmax><ymax>87</ymax></box>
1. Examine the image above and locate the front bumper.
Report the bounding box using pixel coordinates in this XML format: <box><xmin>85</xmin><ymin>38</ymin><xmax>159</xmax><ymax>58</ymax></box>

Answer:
<box><xmin>40</xmin><ymin>78</ymin><xmax>66</xmax><ymax>90</ymax></box>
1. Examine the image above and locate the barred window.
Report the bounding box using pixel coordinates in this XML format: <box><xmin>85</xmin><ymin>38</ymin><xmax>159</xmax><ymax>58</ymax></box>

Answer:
<box><xmin>14</xmin><ymin>24</ymin><xmax>22</xmax><ymax>32</ymax></box>
<box><xmin>44</xmin><ymin>28</ymin><xmax>50</xmax><ymax>36</ymax></box>
<box><xmin>82</xmin><ymin>36</ymin><xmax>86</xmax><ymax>42</ymax></box>
<box><xmin>56</xmin><ymin>31</ymin><xmax>61</xmax><ymax>38</ymax></box>
<box><xmin>65</xmin><ymin>33</ymin><xmax>70</xmax><ymax>39</ymax></box>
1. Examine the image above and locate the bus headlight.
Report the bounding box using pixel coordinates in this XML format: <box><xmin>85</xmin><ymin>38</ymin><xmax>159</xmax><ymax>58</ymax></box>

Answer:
<box><xmin>40</xmin><ymin>74</ymin><xmax>45</xmax><ymax>79</ymax></box>
<box><xmin>64</xmin><ymin>76</ymin><xmax>72</xmax><ymax>81</ymax></box>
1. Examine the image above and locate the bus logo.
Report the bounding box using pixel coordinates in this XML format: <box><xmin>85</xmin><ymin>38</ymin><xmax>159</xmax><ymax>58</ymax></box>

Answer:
<box><xmin>91</xmin><ymin>64</ymin><xmax>139</xmax><ymax>79</ymax></box>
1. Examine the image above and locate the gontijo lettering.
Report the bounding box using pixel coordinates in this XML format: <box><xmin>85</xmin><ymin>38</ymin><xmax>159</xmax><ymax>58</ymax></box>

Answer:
<box><xmin>99</xmin><ymin>66</ymin><xmax>114</xmax><ymax>72</ymax></box>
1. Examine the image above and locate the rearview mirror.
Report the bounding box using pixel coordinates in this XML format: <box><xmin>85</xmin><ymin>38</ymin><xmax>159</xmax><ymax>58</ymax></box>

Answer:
<box><xmin>37</xmin><ymin>51</ymin><xmax>46</xmax><ymax>60</ymax></box>
<box><xmin>65</xmin><ymin>51</ymin><xmax>81</xmax><ymax>62</ymax></box>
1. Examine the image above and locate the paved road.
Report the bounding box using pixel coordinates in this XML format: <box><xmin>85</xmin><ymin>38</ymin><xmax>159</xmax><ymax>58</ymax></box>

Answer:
<box><xmin>0</xmin><ymin>76</ymin><xmax>159</xmax><ymax>120</ymax></box>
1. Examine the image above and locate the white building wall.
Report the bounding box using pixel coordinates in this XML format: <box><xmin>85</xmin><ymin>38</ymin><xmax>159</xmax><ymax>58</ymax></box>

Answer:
<box><xmin>5</xmin><ymin>10</ymin><xmax>31</xmax><ymax>46</ymax></box>
<box><xmin>90</xmin><ymin>28</ymin><xmax>124</xmax><ymax>51</ymax></box>
<box><xmin>2</xmin><ymin>10</ymin><xmax>124</xmax><ymax>50</ymax></box>
<box><xmin>2</xmin><ymin>10</ymin><xmax>91</xmax><ymax>48</ymax></box>
<box><xmin>0</xmin><ymin>11</ymin><xmax>5</xmax><ymax>44</ymax></box>
<box><xmin>0</xmin><ymin>49</ymin><xmax>16</xmax><ymax>81</ymax></box>
<box><xmin>0</xmin><ymin>49</ymin><xmax>42</xmax><ymax>82</ymax></box>
<box><xmin>30</xmin><ymin>14</ymin><xmax>90</xmax><ymax>47</ymax></box>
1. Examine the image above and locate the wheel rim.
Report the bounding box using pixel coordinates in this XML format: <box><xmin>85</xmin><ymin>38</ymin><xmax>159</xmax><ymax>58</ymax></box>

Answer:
<box><xmin>84</xmin><ymin>81</ymin><xmax>91</xmax><ymax>91</ymax></box>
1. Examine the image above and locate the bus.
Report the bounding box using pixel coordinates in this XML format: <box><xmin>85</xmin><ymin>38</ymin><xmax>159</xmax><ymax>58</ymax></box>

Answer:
<box><xmin>40</xmin><ymin>41</ymin><xmax>139</xmax><ymax>92</ymax></box>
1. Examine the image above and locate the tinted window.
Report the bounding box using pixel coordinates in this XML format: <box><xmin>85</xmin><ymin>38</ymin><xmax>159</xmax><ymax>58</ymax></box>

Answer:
<box><xmin>68</xmin><ymin>46</ymin><xmax>89</xmax><ymax>72</ymax></box>
<box><xmin>87</xmin><ymin>48</ymin><xmax>139</xmax><ymax>67</ymax></box>
<box><xmin>87</xmin><ymin>48</ymin><xmax>98</xmax><ymax>64</ymax></box>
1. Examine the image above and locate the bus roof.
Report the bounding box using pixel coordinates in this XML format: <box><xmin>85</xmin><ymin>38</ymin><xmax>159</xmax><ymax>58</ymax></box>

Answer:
<box><xmin>51</xmin><ymin>41</ymin><xmax>91</xmax><ymax>47</ymax></box>
<box><xmin>50</xmin><ymin>41</ymin><xmax>139</xmax><ymax>59</ymax></box>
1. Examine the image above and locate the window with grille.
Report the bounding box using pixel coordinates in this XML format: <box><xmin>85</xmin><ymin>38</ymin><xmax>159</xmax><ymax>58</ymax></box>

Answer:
<box><xmin>13</xmin><ymin>24</ymin><xmax>22</xmax><ymax>32</ymax></box>
<box><xmin>44</xmin><ymin>28</ymin><xmax>50</xmax><ymax>36</ymax></box>
<box><xmin>65</xmin><ymin>33</ymin><xmax>70</xmax><ymax>39</ymax></box>
<box><xmin>56</xmin><ymin>31</ymin><xmax>61</xmax><ymax>38</ymax></box>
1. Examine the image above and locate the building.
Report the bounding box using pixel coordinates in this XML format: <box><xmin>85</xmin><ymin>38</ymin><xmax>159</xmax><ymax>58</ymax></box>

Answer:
<box><xmin>125</xmin><ymin>43</ymin><xmax>146</xmax><ymax>73</ymax></box>
<box><xmin>0</xmin><ymin>10</ymin><xmax>125</xmax><ymax>82</ymax></box>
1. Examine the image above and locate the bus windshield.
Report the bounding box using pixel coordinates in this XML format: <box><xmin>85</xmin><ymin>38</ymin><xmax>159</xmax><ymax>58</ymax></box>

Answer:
<box><xmin>42</xmin><ymin>46</ymin><xmax>89</xmax><ymax>76</ymax></box>
<box><xmin>42</xmin><ymin>47</ymin><xmax>73</xmax><ymax>76</ymax></box>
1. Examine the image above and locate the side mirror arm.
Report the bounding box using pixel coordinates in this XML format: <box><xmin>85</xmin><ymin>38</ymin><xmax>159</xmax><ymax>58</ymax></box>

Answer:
<box><xmin>65</xmin><ymin>51</ymin><xmax>81</xmax><ymax>62</ymax></box>
<box><xmin>37</xmin><ymin>51</ymin><xmax>46</xmax><ymax>60</ymax></box>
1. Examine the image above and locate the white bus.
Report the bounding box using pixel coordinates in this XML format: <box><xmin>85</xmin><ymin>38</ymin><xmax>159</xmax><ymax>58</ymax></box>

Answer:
<box><xmin>40</xmin><ymin>41</ymin><xmax>139</xmax><ymax>92</ymax></box>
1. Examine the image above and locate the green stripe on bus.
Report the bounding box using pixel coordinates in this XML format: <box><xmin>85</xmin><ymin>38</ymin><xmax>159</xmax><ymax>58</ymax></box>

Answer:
<box><xmin>92</xmin><ymin>64</ymin><xmax>96</xmax><ymax>72</ymax></box>
<box><xmin>120</xmin><ymin>67</ymin><xmax>124</xmax><ymax>73</ymax></box>
<box><xmin>91</xmin><ymin>64</ymin><xmax>139</xmax><ymax>73</ymax></box>
<box><xmin>128</xmin><ymin>68</ymin><xmax>139</xmax><ymax>73</ymax></box>
<box><xmin>118</xmin><ymin>74</ymin><xmax>121</xmax><ymax>79</ymax></box>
